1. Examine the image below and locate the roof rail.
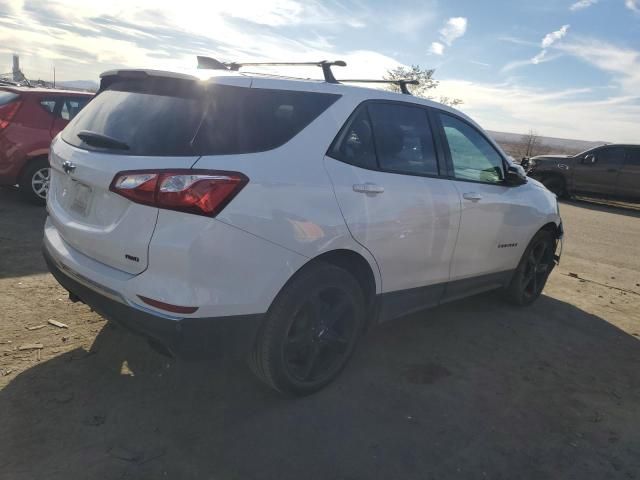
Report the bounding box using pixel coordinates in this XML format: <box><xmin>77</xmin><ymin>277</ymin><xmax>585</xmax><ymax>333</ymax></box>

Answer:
<box><xmin>196</xmin><ymin>56</ymin><xmax>346</xmax><ymax>83</ymax></box>
<box><xmin>338</xmin><ymin>79</ymin><xmax>419</xmax><ymax>95</ymax></box>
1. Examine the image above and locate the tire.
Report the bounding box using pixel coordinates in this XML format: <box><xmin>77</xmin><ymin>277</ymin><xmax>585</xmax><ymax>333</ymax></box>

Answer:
<box><xmin>19</xmin><ymin>158</ymin><xmax>50</xmax><ymax>205</ymax></box>
<box><xmin>541</xmin><ymin>175</ymin><xmax>566</xmax><ymax>198</ymax></box>
<box><xmin>505</xmin><ymin>229</ymin><xmax>556</xmax><ymax>306</ymax></box>
<box><xmin>249</xmin><ymin>263</ymin><xmax>366</xmax><ymax>395</ymax></box>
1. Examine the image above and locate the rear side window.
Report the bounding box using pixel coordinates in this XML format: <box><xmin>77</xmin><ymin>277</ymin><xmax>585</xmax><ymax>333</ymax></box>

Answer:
<box><xmin>327</xmin><ymin>107</ymin><xmax>377</xmax><ymax>169</ymax></box>
<box><xmin>63</xmin><ymin>78</ymin><xmax>339</xmax><ymax>156</ymax></box>
<box><xmin>40</xmin><ymin>99</ymin><xmax>56</xmax><ymax>113</ymax></box>
<box><xmin>626</xmin><ymin>148</ymin><xmax>640</xmax><ymax>166</ymax></box>
<box><xmin>329</xmin><ymin>102</ymin><xmax>440</xmax><ymax>176</ymax></box>
<box><xmin>0</xmin><ymin>91</ymin><xmax>19</xmax><ymax>105</ymax></box>
<box><xmin>368</xmin><ymin>103</ymin><xmax>438</xmax><ymax>175</ymax></box>
<box><xmin>60</xmin><ymin>97</ymin><xmax>90</xmax><ymax>121</ymax></box>
<box><xmin>193</xmin><ymin>87</ymin><xmax>339</xmax><ymax>155</ymax></box>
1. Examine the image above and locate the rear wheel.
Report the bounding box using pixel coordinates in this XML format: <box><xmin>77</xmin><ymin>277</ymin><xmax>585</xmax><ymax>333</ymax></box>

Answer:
<box><xmin>541</xmin><ymin>175</ymin><xmax>566</xmax><ymax>198</ymax></box>
<box><xmin>249</xmin><ymin>263</ymin><xmax>366</xmax><ymax>395</ymax></box>
<box><xmin>19</xmin><ymin>158</ymin><xmax>50</xmax><ymax>205</ymax></box>
<box><xmin>505</xmin><ymin>229</ymin><xmax>556</xmax><ymax>306</ymax></box>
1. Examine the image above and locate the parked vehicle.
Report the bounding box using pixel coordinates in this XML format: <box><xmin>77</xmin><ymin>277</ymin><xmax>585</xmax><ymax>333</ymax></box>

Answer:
<box><xmin>0</xmin><ymin>86</ymin><xmax>93</xmax><ymax>203</ymax></box>
<box><xmin>43</xmin><ymin>63</ymin><xmax>562</xmax><ymax>395</ymax></box>
<box><xmin>526</xmin><ymin>144</ymin><xmax>640</xmax><ymax>200</ymax></box>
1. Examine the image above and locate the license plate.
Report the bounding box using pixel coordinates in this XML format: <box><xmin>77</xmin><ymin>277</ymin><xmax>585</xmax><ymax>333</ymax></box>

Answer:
<box><xmin>70</xmin><ymin>182</ymin><xmax>92</xmax><ymax>216</ymax></box>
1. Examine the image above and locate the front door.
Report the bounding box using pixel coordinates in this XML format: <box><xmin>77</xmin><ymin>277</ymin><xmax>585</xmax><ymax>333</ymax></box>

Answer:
<box><xmin>434</xmin><ymin>111</ymin><xmax>531</xmax><ymax>300</ymax></box>
<box><xmin>617</xmin><ymin>147</ymin><xmax>640</xmax><ymax>200</ymax></box>
<box><xmin>324</xmin><ymin>101</ymin><xmax>460</xmax><ymax>316</ymax></box>
<box><xmin>572</xmin><ymin>146</ymin><xmax>625</xmax><ymax>196</ymax></box>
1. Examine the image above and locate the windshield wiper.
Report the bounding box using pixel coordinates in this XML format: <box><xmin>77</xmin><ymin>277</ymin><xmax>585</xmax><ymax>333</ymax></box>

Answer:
<box><xmin>77</xmin><ymin>130</ymin><xmax>130</xmax><ymax>151</ymax></box>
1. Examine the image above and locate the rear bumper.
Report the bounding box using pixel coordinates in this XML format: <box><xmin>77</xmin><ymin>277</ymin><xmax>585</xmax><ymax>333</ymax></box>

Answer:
<box><xmin>43</xmin><ymin>243</ymin><xmax>263</xmax><ymax>360</ymax></box>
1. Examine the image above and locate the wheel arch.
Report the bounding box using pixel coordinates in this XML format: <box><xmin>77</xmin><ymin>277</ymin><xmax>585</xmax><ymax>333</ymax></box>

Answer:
<box><xmin>540</xmin><ymin>172</ymin><xmax>568</xmax><ymax>196</ymax></box>
<box><xmin>540</xmin><ymin>221</ymin><xmax>561</xmax><ymax>239</ymax></box>
<box><xmin>274</xmin><ymin>248</ymin><xmax>380</xmax><ymax>328</ymax></box>
<box><xmin>303</xmin><ymin>249</ymin><xmax>378</xmax><ymax>309</ymax></box>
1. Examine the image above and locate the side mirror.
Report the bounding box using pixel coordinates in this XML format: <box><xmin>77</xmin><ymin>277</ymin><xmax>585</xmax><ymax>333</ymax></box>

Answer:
<box><xmin>584</xmin><ymin>153</ymin><xmax>596</xmax><ymax>164</ymax></box>
<box><xmin>505</xmin><ymin>164</ymin><xmax>527</xmax><ymax>186</ymax></box>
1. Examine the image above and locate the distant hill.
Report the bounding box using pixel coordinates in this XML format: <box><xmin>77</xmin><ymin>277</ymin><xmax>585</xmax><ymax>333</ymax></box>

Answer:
<box><xmin>487</xmin><ymin>130</ymin><xmax>606</xmax><ymax>159</ymax></box>
<box><xmin>57</xmin><ymin>80</ymin><xmax>98</xmax><ymax>91</ymax></box>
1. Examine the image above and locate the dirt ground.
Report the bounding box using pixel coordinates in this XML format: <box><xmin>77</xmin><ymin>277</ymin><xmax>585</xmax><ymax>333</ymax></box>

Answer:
<box><xmin>1</xmin><ymin>186</ymin><xmax>639</xmax><ymax>479</ymax></box>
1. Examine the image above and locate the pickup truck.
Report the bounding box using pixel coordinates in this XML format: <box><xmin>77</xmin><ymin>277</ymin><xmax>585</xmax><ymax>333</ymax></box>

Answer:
<box><xmin>525</xmin><ymin>144</ymin><xmax>639</xmax><ymax>201</ymax></box>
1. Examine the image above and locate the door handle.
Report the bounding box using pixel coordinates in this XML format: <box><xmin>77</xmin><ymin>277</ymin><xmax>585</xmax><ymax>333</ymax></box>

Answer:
<box><xmin>353</xmin><ymin>183</ymin><xmax>385</xmax><ymax>194</ymax></box>
<box><xmin>463</xmin><ymin>192</ymin><xmax>483</xmax><ymax>202</ymax></box>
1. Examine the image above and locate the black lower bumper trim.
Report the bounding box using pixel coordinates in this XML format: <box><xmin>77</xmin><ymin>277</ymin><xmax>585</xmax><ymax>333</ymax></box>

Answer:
<box><xmin>43</xmin><ymin>244</ymin><xmax>263</xmax><ymax>360</ymax></box>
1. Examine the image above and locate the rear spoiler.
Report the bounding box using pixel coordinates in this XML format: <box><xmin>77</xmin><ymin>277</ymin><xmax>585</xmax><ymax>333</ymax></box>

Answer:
<box><xmin>97</xmin><ymin>69</ymin><xmax>198</xmax><ymax>93</ymax></box>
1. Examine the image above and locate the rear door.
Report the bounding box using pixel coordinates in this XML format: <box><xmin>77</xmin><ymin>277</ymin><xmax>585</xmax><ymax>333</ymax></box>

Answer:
<box><xmin>617</xmin><ymin>147</ymin><xmax>640</xmax><ymax>200</ymax></box>
<box><xmin>572</xmin><ymin>146</ymin><xmax>625</xmax><ymax>196</ymax></box>
<box><xmin>325</xmin><ymin>101</ymin><xmax>460</xmax><ymax>315</ymax></box>
<box><xmin>47</xmin><ymin>74</ymin><xmax>226</xmax><ymax>274</ymax></box>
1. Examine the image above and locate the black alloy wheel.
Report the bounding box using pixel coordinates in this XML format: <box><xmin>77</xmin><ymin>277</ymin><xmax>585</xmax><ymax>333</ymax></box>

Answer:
<box><xmin>249</xmin><ymin>263</ymin><xmax>366</xmax><ymax>395</ymax></box>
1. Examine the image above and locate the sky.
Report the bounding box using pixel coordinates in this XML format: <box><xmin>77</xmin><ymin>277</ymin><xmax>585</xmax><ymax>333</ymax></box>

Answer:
<box><xmin>0</xmin><ymin>0</ymin><xmax>639</xmax><ymax>142</ymax></box>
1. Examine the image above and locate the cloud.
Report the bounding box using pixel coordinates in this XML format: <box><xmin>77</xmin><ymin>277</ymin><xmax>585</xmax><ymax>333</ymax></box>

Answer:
<box><xmin>555</xmin><ymin>37</ymin><xmax>640</xmax><ymax>93</ymax></box>
<box><xmin>502</xmin><ymin>25</ymin><xmax>569</xmax><ymax>72</ymax></box>
<box><xmin>436</xmin><ymin>79</ymin><xmax>639</xmax><ymax>143</ymax></box>
<box><xmin>626</xmin><ymin>0</ymin><xmax>639</xmax><ymax>12</ymax></box>
<box><xmin>387</xmin><ymin>11</ymin><xmax>435</xmax><ymax>36</ymax></box>
<box><xmin>429</xmin><ymin>42</ymin><xmax>444</xmax><ymax>55</ymax></box>
<box><xmin>428</xmin><ymin>16</ymin><xmax>467</xmax><ymax>55</ymax></box>
<box><xmin>440</xmin><ymin>17</ymin><xmax>468</xmax><ymax>45</ymax></box>
<box><xmin>570</xmin><ymin>0</ymin><xmax>598</xmax><ymax>11</ymax></box>
<box><xmin>531</xmin><ymin>50</ymin><xmax>547</xmax><ymax>64</ymax></box>
<box><xmin>0</xmin><ymin>0</ymin><xmax>388</xmax><ymax>82</ymax></box>
<box><xmin>541</xmin><ymin>24</ymin><xmax>570</xmax><ymax>48</ymax></box>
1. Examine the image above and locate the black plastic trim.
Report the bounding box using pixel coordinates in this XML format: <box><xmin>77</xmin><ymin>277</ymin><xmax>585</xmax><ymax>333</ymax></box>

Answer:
<box><xmin>43</xmin><ymin>244</ymin><xmax>263</xmax><ymax>360</ymax></box>
<box><xmin>377</xmin><ymin>269</ymin><xmax>515</xmax><ymax>322</ymax></box>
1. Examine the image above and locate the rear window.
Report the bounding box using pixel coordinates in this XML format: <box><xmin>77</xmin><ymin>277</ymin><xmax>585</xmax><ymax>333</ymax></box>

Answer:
<box><xmin>62</xmin><ymin>78</ymin><xmax>339</xmax><ymax>156</ymax></box>
<box><xmin>0</xmin><ymin>90</ymin><xmax>19</xmax><ymax>106</ymax></box>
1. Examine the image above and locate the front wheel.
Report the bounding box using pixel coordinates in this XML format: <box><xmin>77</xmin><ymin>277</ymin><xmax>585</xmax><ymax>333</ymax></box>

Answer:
<box><xmin>505</xmin><ymin>229</ymin><xmax>556</xmax><ymax>306</ymax></box>
<box><xmin>249</xmin><ymin>263</ymin><xmax>366</xmax><ymax>395</ymax></box>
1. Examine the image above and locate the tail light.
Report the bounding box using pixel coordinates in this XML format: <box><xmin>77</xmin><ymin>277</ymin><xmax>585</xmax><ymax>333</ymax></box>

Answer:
<box><xmin>109</xmin><ymin>169</ymin><xmax>248</xmax><ymax>217</ymax></box>
<box><xmin>0</xmin><ymin>100</ymin><xmax>22</xmax><ymax>129</ymax></box>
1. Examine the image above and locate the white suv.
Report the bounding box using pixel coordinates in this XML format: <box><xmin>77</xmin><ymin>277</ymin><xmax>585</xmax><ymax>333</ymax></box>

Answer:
<box><xmin>43</xmin><ymin>66</ymin><xmax>562</xmax><ymax>394</ymax></box>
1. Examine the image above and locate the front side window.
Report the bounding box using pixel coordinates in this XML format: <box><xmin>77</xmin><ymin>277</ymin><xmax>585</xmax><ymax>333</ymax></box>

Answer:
<box><xmin>439</xmin><ymin>113</ymin><xmax>504</xmax><ymax>184</ymax></box>
<box><xmin>368</xmin><ymin>103</ymin><xmax>438</xmax><ymax>176</ymax></box>
<box><xmin>594</xmin><ymin>146</ymin><xmax>625</xmax><ymax>165</ymax></box>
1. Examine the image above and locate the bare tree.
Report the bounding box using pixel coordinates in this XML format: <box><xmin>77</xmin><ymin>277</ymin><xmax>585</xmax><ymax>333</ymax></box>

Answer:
<box><xmin>384</xmin><ymin>65</ymin><xmax>462</xmax><ymax>106</ymax></box>
<box><xmin>519</xmin><ymin>129</ymin><xmax>540</xmax><ymax>159</ymax></box>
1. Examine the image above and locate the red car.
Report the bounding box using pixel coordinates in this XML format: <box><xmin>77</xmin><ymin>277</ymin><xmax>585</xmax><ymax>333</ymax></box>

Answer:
<box><xmin>0</xmin><ymin>86</ymin><xmax>93</xmax><ymax>203</ymax></box>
